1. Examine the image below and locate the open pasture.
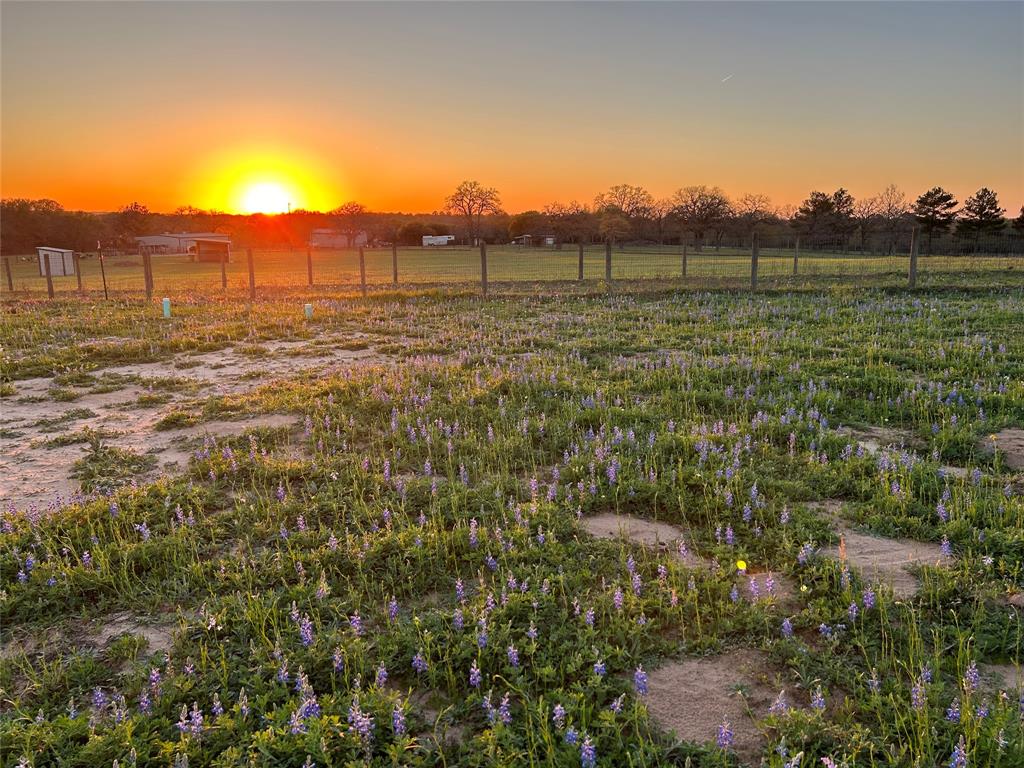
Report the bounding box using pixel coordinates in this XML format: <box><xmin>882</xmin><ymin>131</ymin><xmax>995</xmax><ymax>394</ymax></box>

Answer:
<box><xmin>1</xmin><ymin>285</ymin><xmax>1023</xmax><ymax>767</ymax></box>
<box><xmin>4</xmin><ymin>245</ymin><xmax>1023</xmax><ymax>297</ymax></box>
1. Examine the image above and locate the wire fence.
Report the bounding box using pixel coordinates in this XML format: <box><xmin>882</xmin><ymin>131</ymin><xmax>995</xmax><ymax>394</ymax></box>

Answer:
<box><xmin>3</xmin><ymin>230</ymin><xmax>1022</xmax><ymax>300</ymax></box>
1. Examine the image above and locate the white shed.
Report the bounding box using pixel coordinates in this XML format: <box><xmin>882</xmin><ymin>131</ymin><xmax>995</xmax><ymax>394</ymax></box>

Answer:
<box><xmin>422</xmin><ymin>235</ymin><xmax>455</xmax><ymax>246</ymax></box>
<box><xmin>37</xmin><ymin>247</ymin><xmax>75</xmax><ymax>276</ymax></box>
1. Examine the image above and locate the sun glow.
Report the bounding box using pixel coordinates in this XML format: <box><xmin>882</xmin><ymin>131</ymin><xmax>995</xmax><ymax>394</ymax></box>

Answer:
<box><xmin>189</xmin><ymin>145</ymin><xmax>342</xmax><ymax>214</ymax></box>
<box><xmin>240</xmin><ymin>181</ymin><xmax>292</xmax><ymax>214</ymax></box>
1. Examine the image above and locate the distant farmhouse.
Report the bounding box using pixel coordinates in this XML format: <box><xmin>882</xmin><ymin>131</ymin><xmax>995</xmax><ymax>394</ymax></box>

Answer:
<box><xmin>309</xmin><ymin>228</ymin><xmax>368</xmax><ymax>249</ymax></box>
<box><xmin>136</xmin><ymin>232</ymin><xmax>232</xmax><ymax>262</ymax></box>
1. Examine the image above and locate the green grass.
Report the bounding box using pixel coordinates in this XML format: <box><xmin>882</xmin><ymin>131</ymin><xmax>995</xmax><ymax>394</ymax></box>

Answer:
<box><xmin>1</xmin><ymin>285</ymin><xmax>1022</xmax><ymax>767</ymax></box>
<box><xmin>3</xmin><ymin>245</ymin><xmax>1022</xmax><ymax>298</ymax></box>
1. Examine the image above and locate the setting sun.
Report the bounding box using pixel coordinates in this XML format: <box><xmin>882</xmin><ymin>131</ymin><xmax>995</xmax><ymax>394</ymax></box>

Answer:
<box><xmin>240</xmin><ymin>181</ymin><xmax>292</xmax><ymax>214</ymax></box>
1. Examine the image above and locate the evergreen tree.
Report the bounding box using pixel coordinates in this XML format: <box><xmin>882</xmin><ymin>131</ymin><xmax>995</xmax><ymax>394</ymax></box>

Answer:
<box><xmin>957</xmin><ymin>188</ymin><xmax>1005</xmax><ymax>246</ymax></box>
<box><xmin>912</xmin><ymin>187</ymin><xmax>958</xmax><ymax>255</ymax></box>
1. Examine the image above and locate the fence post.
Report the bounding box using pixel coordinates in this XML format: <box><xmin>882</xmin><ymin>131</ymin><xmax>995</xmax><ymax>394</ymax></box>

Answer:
<box><xmin>4</xmin><ymin>255</ymin><xmax>14</xmax><ymax>293</ymax></box>
<box><xmin>306</xmin><ymin>248</ymin><xmax>314</xmax><ymax>287</ymax></box>
<box><xmin>221</xmin><ymin>251</ymin><xmax>228</xmax><ymax>291</ymax></box>
<box><xmin>908</xmin><ymin>227</ymin><xmax>919</xmax><ymax>289</ymax></box>
<box><xmin>577</xmin><ymin>243</ymin><xmax>584</xmax><ymax>281</ymax></box>
<box><xmin>392</xmin><ymin>243</ymin><xmax>399</xmax><ymax>286</ymax></box>
<box><xmin>143</xmin><ymin>252</ymin><xmax>153</xmax><ymax>300</ymax></box>
<box><xmin>793</xmin><ymin>236</ymin><xmax>800</xmax><ymax>275</ymax></box>
<box><xmin>605</xmin><ymin>241</ymin><xmax>612</xmax><ymax>282</ymax></box>
<box><xmin>99</xmin><ymin>251</ymin><xmax>109</xmax><ymax>300</ymax></box>
<box><xmin>480</xmin><ymin>241</ymin><xmax>488</xmax><ymax>297</ymax></box>
<box><xmin>359</xmin><ymin>246</ymin><xmax>367</xmax><ymax>297</ymax></box>
<box><xmin>73</xmin><ymin>253</ymin><xmax>83</xmax><ymax>294</ymax></box>
<box><xmin>44</xmin><ymin>251</ymin><xmax>54</xmax><ymax>299</ymax></box>
<box><xmin>751</xmin><ymin>233</ymin><xmax>759</xmax><ymax>291</ymax></box>
<box><xmin>247</xmin><ymin>248</ymin><xmax>256</xmax><ymax>299</ymax></box>
<box><xmin>682</xmin><ymin>244</ymin><xmax>688</xmax><ymax>279</ymax></box>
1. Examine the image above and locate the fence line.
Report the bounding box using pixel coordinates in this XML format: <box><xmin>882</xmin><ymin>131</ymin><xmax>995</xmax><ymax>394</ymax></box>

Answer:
<box><xmin>3</xmin><ymin>228</ymin><xmax>1023</xmax><ymax>301</ymax></box>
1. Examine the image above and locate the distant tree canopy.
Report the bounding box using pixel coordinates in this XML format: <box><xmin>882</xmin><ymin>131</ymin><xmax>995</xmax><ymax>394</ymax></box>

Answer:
<box><xmin>1</xmin><ymin>181</ymin><xmax>1019</xmax><ymax>257</ymax></box>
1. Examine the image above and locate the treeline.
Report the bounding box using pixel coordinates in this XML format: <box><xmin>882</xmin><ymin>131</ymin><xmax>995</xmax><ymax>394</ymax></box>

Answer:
<box><xmin>3</xmin><ymin>182</ymin><xmax>1022</xmax><ymax>256</ymax></box>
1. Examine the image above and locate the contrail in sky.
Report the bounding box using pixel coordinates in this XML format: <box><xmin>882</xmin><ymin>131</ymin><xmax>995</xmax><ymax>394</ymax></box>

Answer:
<box><xmin>721</xmin><ymin>74</ymin><xmax>734</xmax><ymax>83</ymax></box>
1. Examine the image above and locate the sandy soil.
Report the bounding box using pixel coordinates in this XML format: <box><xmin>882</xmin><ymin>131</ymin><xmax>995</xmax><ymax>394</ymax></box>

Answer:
<box><xmin>837</xmin><ymin>425</ymin><xmax>917</xmax><ymax>454</ymax></box>
<box><xmin>1</xmin><ymin>339</ymin><xmax>391</xmax><ymax>513</ymax></box>
<box><xmin>645</xmin><ymin>649</ymin><xmax>787</xmax><ymax>766</ymax></box>
<box><xmin>826</xmin><ymin>525</ymin><xmax>948</xmax><ymax>599</ymax></box>
<box><xmin>983</xmin><ymin>428</ymin><xmax>1024</xmax><ymax>470</ymax></box>
<box><xmin>581</xmin><ymin>513</ymin><xmax>709</xmax><ymax>568</ymax></box>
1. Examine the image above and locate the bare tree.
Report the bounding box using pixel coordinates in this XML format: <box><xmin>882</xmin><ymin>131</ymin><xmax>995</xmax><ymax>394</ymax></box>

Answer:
<box><xmin>670</xmin><ymin>186</ymin><xmax>731</xmax><ymax>251</ymax></box>
<box><xmin>852</xmin><ymin>195</ymin><xmax>880</xmax><ymax>252</ymax></box>
<box><xmin>593</xmin><ymin>184</ymin><xmax>654</xmax><ymax>240</ymax></box>
<box><xmin>876</xmin><ymin>184</ymin><xmax>908</xmax><ymax>254</ymax></box>
<box><xmin>733</xmin><ymin>193</ymin><xmax>773</xmax><ymax>246</ymax></box>
<box><xmin>330</xmin><ymin>201</ymin><xmax>369</xmax><ymax>247</ymax></box>
<box><xmin>444</xmin><ymin>181</ymin><xmax>503</xmax><ymax>245</ymax></box>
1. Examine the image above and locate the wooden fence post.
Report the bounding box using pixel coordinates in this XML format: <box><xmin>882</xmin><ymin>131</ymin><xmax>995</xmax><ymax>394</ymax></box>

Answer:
<box><xmin>143</xmin><ymin>252</ymin><xmax>153</xmax><ymax>300</ymax></box>
<box><xmin>306</xmin><ymin>248</ymin><xmax>314</xmax><ymax>287</ymax></box>
<box><xmin>751</xmin><ymin>234</ymin><xmax>759</xmax><ymax>291</ymax></box>
<box><xmin>247</xmin><ymin>248</ymin><xmax>256</xmax><ymax>299</ymax></box>
<box><xmin>480</xmin><ymin>241</ymin><xmax>488</xmax><ymax>297</ymax></box>
<box><xmin>4</xmin><ymin>255</ymin><xmax>14</xmax><ymax>293</ymax></box>
<box><xmin>793</xmin><ymin>236</ymin><xmax>800</xmax><ymax>275</ymax></box>
<box><xmin>220</xmin><ymin>251</ymin><xmax>228</xmax><ymax>291</ymax></box>
<box><xmin>682</xmin><ymin>244</ymin><xmax>688</xmax><ymax>279</ymax></box>
<box><xmin>43</xmin><ymin>251</ymin><xmax>54</xmax><ymax>299</ymax></box>
<box><xmin>99</xmin><ymin>251</ymin><xmax>109</xmax><ymax>300</ymax></box>
<box><xmin>605</xmin><ymin>241</ymin><xmax>612</xmax><ymax>282</ymax></box>
<box><xmin>392</xmin><ymin>243</ymin><xmax>399</xmax><ymax>286</ymax></box>
<box><xmin>359</xmin><ymin>246</ymin><xmax>367</xmax><ymax>297</ymax></box>
<box><xmin>577</xmin><ymin>243</ymin><xmax>584</xmax><ymax>281</ymax></box>
<box><xmin>73</xmin><ymin>252</ymin><xmax>84</xmax><ymax>294</ymax></box>
<box><xmin>908</xmin><ymin>227</ymin><xmax>919</xmax><ymax>289</ymax></box>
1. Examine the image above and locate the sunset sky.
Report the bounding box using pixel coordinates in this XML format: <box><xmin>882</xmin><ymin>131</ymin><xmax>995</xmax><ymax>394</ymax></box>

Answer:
<box><xmin>2</xmin><ymin>1</ymin><xmax>1021</xmax><ymax>215</ymax></box>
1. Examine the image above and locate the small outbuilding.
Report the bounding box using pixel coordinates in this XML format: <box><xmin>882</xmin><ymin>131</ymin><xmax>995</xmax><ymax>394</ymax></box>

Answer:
<box><xmin>193</xmin><ymin>238</ymin><xmax>232</xmax><ymax>263</ymax></box>
<box><xmin>36</xmin><ymin>247</ymin><xmax>75</xmax><ymax>276</ymax></box>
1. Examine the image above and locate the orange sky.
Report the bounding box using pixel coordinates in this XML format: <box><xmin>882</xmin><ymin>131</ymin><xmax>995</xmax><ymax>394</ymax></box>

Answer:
<box><xmin>2</xmin><ymin>2</ymin><xmax>1021</xmax><ymax>214</ymax></box>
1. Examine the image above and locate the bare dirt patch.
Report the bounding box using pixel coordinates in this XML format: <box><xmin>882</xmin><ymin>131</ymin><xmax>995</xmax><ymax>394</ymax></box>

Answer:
<box><xmin>837</xmin><ymin>425</ymin><xmax>917</xmax><ymax>454</ymax></box>
<box><xmin>645</xmin><ymin>649</ymin><xmax>785</xmax><ymax>766</ymax></box>
<box><xmin>92</xmin><ymin>611</ymin><xmax>176</xmax><ymax>655</ymax></box>
<box><xmin>983</xmin><ymin>429</ymin><xmax>1024</xmax><ymax>471</ymax></box>
<box><xmin>1</xmin><ymin>338</ymin><xmax>393</xmax><ymax>512</ymax></box>
<box><xmin>581</xmin><ymin>513</ymin><xmax>708</xmax><ymax>568</ymax></box>
<box><xmin>826</xmin><ymin>525</ymin><xmax>948</xmax><ymax>599</ymax></box>
<box><xmin>981</xmin><ymin>663</ymin><xmax>1022</xmax><ymax>692</ymax></box>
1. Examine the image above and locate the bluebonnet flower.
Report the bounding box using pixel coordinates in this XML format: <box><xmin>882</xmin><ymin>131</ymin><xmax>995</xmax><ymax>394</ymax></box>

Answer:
<box><xmin>412</xmin><ymin>650</ymin><xmax>428</xmax><ymax>674</ymax></box>
<box><xmin>564</xmin><ymin>726</ymin><xmax>579</xmax><ymax>745</ymax></box>
<box><xmin>552</xmin><ymin>703</ymin><xmax>566</xmax><ymax>728</ymax></box>
<box><xmin>811</xmin><ymin>686</ymin><xmax>826</xmax><ymax>711</ymax></box>
<box><xmin>716</xmin><ymin>719</ymin><xmax>734</xmax><ymax>748</ymax></box>
<box><xmin>963</xmin><ymin>661</ymin><xmax>979</xmax><ymax>693</ymax></box>
<box><xmin>594</xmin><ymin>659</ymin><xmax>606</xmax><ymax>677</ymax></box>
<box><xmin>948</xmin><ymin>735</ymin><xmax>967</xmax><ymax>768</ymax></box>
<box><xmin>507</xmin><ymin>645</ymin><xmax>519</xmax><ymax>668</ymax></box>
<box><xmin>634</xmin><ymin>666</ymin><xmax>648</xmax><ymax>696</ymax></box>
<box><xmin>781</xmin><ymin>618</ymin><xmax>793</xmax><ymax>638</ymax></box>
<box><xmin>375</xmin><ymin>662</ymin><xmax>388</xmax><ymax>687</ymax></box>
<box><xmin>469</xmin><ymin>660</ymin><xmax>482</xmax><ymax>687</ymax></box>
<box><xmin>946</xmin><ymin>697</ymin><xmax>961</xmax><ymax>722</ymax></box>
<box><xmin>580</xmin><ymin>735</ymin><xmax>597</xmax><ymax>768</ymax></box>
<box><xmin>392</xmin><ymin>706</ymin><xmax>406</xmax><ymax>736</ymax></box>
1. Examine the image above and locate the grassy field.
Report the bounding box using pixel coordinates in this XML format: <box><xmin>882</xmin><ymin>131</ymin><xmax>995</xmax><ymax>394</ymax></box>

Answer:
<box><xmin>1</xmin><ymin>284</ymin><xmax>1023</xmax><ymax>767</ymax></box>
<box><xmin>4</xmin><ymin>246</ymin><xmax>1023</xmax><ymax>297</ymax></box>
